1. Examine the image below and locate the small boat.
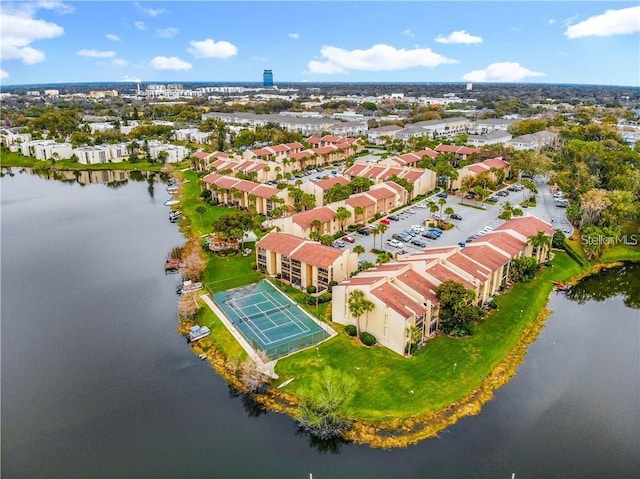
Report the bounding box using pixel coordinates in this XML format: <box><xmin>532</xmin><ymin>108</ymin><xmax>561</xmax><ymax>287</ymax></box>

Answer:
<box><xmin>177</xmin><ymin>280</ymin><xmax>203</xmax><ymax>294</ymax></box>
<box><xmin>164</xmin><ymin>199</ymin><xmax>180</xmax><ymax>206</ymax></box>
<box><xmin>165</xmin><ymin>259</ymin><xmax>181</xmax><ymax>273</ymax></box>
<box><xmin>551</xmin><ymin>281</ymin><xmax>570</xmax><ymax>291</ymax></box>
<box><xmin>166</xmin><ymin>186</ymin><xmax>179</xmax><ymax>193</ymax></box>
<box><xmin>198</xmin><ymin>353</ymin><xmax>207</xmax><ymax>360</ymax></box>
<box><xmin>188</xmin><ymin>325</ymin><xmax>211</xmax><ymax>342</ymax></box>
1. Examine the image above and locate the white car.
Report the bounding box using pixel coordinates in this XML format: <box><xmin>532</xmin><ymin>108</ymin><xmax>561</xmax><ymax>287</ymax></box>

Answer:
<box><xmin>386</xmin><ymin>239</ymin><xmax>404</xmax><ymax>248</ymax></box>
<box><xmin>411</xmin><ymin>225</ymin><xmax>424</xmax><ymax>232</ymax></box>
<box><xmin>415</xmin><ymin>202</ymin><xmax>427</xmax><ymax>209</ymax></box>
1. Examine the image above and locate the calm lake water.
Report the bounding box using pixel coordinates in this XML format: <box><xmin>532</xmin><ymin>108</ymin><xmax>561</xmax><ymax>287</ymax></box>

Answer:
<box><xmin>2</xmin><ymin>171</ymin><xmax>639</xmax><ymax>479</ymax></box>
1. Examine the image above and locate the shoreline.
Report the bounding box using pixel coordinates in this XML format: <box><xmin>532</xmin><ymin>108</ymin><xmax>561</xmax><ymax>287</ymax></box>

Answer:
<box><xmin>168</xmin><ymin>169</ymin><xmax>639</xmax><ymax>448</ymax></box>
<box><xmin>182</xmin><ymin>249</ymin><xmax>640</xmax><ymax>448</ymax></box>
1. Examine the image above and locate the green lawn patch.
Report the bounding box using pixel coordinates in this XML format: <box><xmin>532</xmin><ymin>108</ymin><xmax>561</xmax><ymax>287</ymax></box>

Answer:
<box><xmin>196</xmin><ymin>305</ymin><xmax>248</xmax><ymax>362</ymax></box>
<box><xmin>202</xmin><ymin>250</ymin><xmax>262</xmax><ymax>293</ymax></box>
<box><xmin>602</xmin><ymin>244</ymin><xmax>640</xmax><ymax>262</ymax></box>
<box><xmin>274</xmin><ymin>252</ymin><xmax>583</xmax><ymax>421</ymax></box>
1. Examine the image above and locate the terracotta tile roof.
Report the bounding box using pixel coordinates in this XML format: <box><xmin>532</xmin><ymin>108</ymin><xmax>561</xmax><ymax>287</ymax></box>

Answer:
<box><xmin>344</xmin><ymin>276</ymin><xmax>385</xmax><ymax>286</ymax></box>
<box><xmin>345</xmin><ymin>163</ymin><xmax>368</xmax><ymax>176</ymax></box>
<box><xmin>287</xmin><ymin>150</ymin><xmax>314</xmax><ymax>160</ymax></box>
<box><xmin>270</xmin><ymin>144</ymin><xmax>290</xmax><ymax>153</ymax></box>
<box><xmin>395</xmin><ymin>269</ymin><xmax>439</xmax><ymax>304</ymax></box>
<box><xmin>203</xmin><ymin>173</ymin><xmax>222</xmax><ymax>184</ymax></box>
<box><xmin>306</xmin><ymin>136</ymin><xmax>322</xmax><ymax>145</ymax></box>
<box><xmin>495</xmin><ymin>216</ymin><xmax>554</xmax><ymax>237</ymax></box>
<box><xmin>246</xmin><ymin>162</ymin><xmax>266</xmax><ymax>172</ymax></box>
<box><xmin>366</xmin><ymin>166</ymin><xmax>386</xmax><ymax>179</ymax></box>
<box><xmin>373</xmin><ymin>263</ymin><xmax>409</xmax><ymax>272</ymax></box>
<box><xmin>335</xmin><ymin>141</ymin><xmax>353</xmax><ymax>149</ymax></box>
<box><xmin>216</xmin><ymin>177</ymin><xmax>240</xmax><ymax>189</ymax></box>
<box><xmin>366</xmin><ymin>187</ymin><xmax>395</xmax><ymax>200</ymax></box>
<box><xmin>284</xmin><ymin>142</ymin><xmax>304</xmax><ymax>150</ymax></box>
<box><xmin>446</xmin><ymin>252</ymin><xmax>492</xmax><ymax>281</ymax></box>
<box><xmin>321</xmin><ymin>135</ymin><xmax>342</xmax><ymax>143</ymax></box>
<box><xmin>234</xmin><ymin>180</ymin><xmax>259</xmax><ymax>193</ymax></box>
<box><xmin>211</xmin><ymin>158</ymin><xmax>230</xmax><ymax>169</ymax></box>
<box><xmin>291</xmin><ymin>242</ymin><xmax>342</xmax><ymax>268</ymax></box>
<box><xmin>480</xmin><ymin>231</ymin><xmax>527</xmax><ymax>256</ymax></box>
<box><xmin>426</xmin><ymin>263</ymin><xmax>476</xmax><ymax>289</ymax></box>
<box><xmin>194</xmin><ymin>151</ymin><xmax>209</xmax><ymax>160</ymax></box>
<box><xmin>237</xmin><ymin>160</ymin><xmax>257</xmax><ymax>171</ymax></box>
<box><xmin>252</xmin><ymin>148</ymin><xmax>273</xmax><ymax>156</ymax></box>
<box><xmin>400</xmin><ymin>170</ymin><xmax>423</xmax><ymax>183</ymax></box>
<box><xmin>461</xmin><ymin>244</ymin><xmax>511</xmax><ymax>271</ymax></box>
<box><xmin>468</xmin><ymin>163</ymin><xmax>489</xmax><ymax>174</ymax></box>
<box><xmin>257</xmin><ymin>232</ymin><xmax>304</xmax><ymax>255</ymax></box>
<box><xmin>384</xmin><ymin>181</ymin><xmax>404</xmax><ymax>194</ymax></box>
<box><xmin>435</xmin><ymin>145</ymin><xmax>479</xmax><ymax>155</ymax></box>
<box><xmin>291</xmin><ymin>207</ymin><xmax>336</xmax><ymax>228</ymax></box>
<box><xmin>482</xmin><ymin>157</ymin><xmax>510</xmax><ymax>169</ymax></box>
<box><xmin>346</xmin><ymin>194</ymin><xmax>375</xmax><ymax>208</ymax></box>
<box><xmin>251</xmin><ymin>184</ymin><xmax>280</xmax><ymax>199</ymax></box>
<box><xmin>372</xmin><ymin>283</ymin><xmax>427</xmax><ymax>319</ymax></box>
<box><xmin>315</xmin><ymin>176</ymin><xmax>349</xmax><ymax>191</ymax></box>
<box><xmin>314</xmin><ymin>146</ymin><xmax>337</xmax><ymax>155</ymax></box>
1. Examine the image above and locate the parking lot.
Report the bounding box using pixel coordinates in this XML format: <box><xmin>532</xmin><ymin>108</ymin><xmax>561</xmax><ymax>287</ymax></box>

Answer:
<box><xmin>335</xmin><ymin>178</ymin><xmax>573</xmax><ymax>264</ymax></box>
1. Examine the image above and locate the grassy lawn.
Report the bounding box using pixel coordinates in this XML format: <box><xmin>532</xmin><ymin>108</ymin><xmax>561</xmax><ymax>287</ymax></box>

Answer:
<box><xmin>274</xmin><ymin>251</ymin><xmax>583</xmax><ymax>421</ymax></box>
<box><xmin>201</xmin><ymin>249</ymin><xmax>262</xmax><ymax>293</ymax></box>
<box><xmin>0</xmin><ymin>151</ymin><xmax>179</xmax><ymax>171</ymax></box>
<box><xmin>602</xmin><ymin>244</ymin><xmax>640</xmax><ymax>262</ymax></box>
<box><xmin>195</xmin><ymin>305</ymin><xmax>248</xmax><ymax>362</ymax></box>
<box><xmin>272</xmin><ymin>280</ymin><xmax>333</xmax><ymax>322</ymax></box>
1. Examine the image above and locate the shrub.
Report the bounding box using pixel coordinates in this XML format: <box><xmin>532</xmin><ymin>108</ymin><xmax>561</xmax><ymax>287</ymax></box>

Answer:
<box><xmin>552</xmin><ymin>229</ymin><xmax>567</xmax><ymax>249</ymax></box>
<box><xmin>318</xmin><ymin>292</ymin><xmax>332</xmax><ymax>303</ymax></box>
<box><xmin>200</xmin><ymin>190</ymin><xmax>212</xmax><ymax>200</ymax></box>
<box><xmin>487</xmin><ymin>299</ymin><xmax>499</xmax><ymax>310</ymax></box>
<box><xmin>360</xmin><ymin>332</ymin><xmax>377</xmax><ymax>346</ymax></box>
<box><xmin>306</xmin><ymin>285</ymin><xmax>317</xmax><ymax>294</ymax></box>
<box><xmin>250</xmin><ymin>261</ymin><xmax>257</xmax><ymax>270</ymax></box>
<box><xmin>344</xmin><ymin>325</ymin><xmax>357</xmax><ymax>336</ymax></box>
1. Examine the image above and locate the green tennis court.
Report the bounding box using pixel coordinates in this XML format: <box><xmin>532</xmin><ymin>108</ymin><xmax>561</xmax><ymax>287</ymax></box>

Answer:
<box><xmin>213</xmin><ymin>280</ymin><xmax>332</xmax><ymax>360</ymax></box>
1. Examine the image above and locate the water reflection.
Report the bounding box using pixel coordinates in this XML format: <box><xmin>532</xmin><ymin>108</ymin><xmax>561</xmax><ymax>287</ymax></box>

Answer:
<box><xmin>567</xmin><ymin>263</ymin><xmax>640</xmax><ymax>309</ymax></box>
<box><xmin>2</xmin><ymin>167</ymin><xmax>165</xmax><ymax>199</ymax></box>
<box><xmin>227</xmin><ymin>385</ymin><xmax>269</xmax><ymax>418</ymax></box>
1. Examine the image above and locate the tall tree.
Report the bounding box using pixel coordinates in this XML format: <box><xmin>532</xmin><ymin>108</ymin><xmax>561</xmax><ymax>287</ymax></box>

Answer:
<box><xmin>348</xmin><ymin>289</ymin><xmax>375</xmax><ymax>340</ymax></box>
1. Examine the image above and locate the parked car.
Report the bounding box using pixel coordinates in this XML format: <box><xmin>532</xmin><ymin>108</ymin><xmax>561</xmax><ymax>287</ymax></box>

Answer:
<box><xmin>386</xmin><ymin>239</ymin><xmax>403</xmax><ymax>248</ymax></box>
<box><xmin>358</xmin><ymin>227</ymin><xmax>371</xmax><ymax>235</ymax></box>
<box><xmin>486</xmin><ymin>197</ymin><xmax>499</xmax><ymax>203</ymax></box>
<box><xmin>388</xmin><ymin>215</ymin><xmax>400</xmax><ymax>221</ymax></box>
<box><xmin>450</xmin><ymin>213</ymin><xmax>462</xmax><ymax>220</ymax></box>
<box><xmin>466</xmin><ymin>234</ymin><xmax>478</xmax><ymax>243</ymax></box>
<box><xmin>465</xmin><ymin>193</ymin><xmax>476</xmax><ymax>199</ymax></box>
<box><xmin>436</xmin><ymin>192</ymin><xmax>448</xmax><ymax>198</ymax></box>
<box><xmin>332</xmin><ymin>241</ymin><xmax>345</xmax><ymax>248</ymax></box>
<box><xmin>428</xmin><ymin>227</ymin><xmax>443</xmax><ymax>234</ymax></box>
<box><xmin>392</xmin><ymin>233</ymin><xmax>407</xmax><ymax>242</ymax></box>
<box><xmin>415</xmin><ymin>202</ymin><xmax>427</xmax><ymax>209</ymax></box>
<box><xmin>343</xmin><ymin>236</ymin><xmax>355</xmax><ymax>243</ymax></box>
<box><xmin>422</xmin><ymin>232</ymin><xmax>439</xmax><ymax>240</ymax></box>
<box><xmin>458</xmin><ymin>242</ymin><xmax>466</xmax><ymax>248</ymax></box>
<box><xmin>411</xmin><ymin>239</ymin><xmax>428</xmax><ymax>247</ymax></box>
<box><xmin>411</xmin><ymin>225</ymin><xmax>424</xmax><ymax>232</ymax></box>
<box><xmin>380</xmin><ymin>218</ymin><xmax>391</xmax><ymax>225</ymax></box>
<box><xmin>496</xmin><ymin>191</ymin><xmax>509</xmax><ymax>197</ymax></box>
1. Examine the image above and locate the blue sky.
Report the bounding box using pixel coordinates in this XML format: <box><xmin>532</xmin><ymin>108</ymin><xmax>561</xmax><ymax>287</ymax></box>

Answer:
<box><xmin>1</xmin><ymin>1</ymin><xmax>639</xmax><ymax>86</ymax></box>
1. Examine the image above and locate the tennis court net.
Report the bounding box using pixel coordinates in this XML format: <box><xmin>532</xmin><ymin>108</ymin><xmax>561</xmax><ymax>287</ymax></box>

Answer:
<box><xmin>239</xmin><ymin>304</ymin><xmax>291</xmax><ymax>321</ymax></box>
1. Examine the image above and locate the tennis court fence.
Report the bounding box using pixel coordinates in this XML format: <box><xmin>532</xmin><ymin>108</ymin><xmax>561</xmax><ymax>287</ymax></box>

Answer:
<box><xmin>250</xmin><ymin>331</ymin><xmax>330</xmax><ymax>360</ymax></box>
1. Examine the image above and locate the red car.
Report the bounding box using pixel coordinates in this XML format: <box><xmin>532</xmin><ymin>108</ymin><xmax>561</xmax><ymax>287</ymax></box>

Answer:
<box><xmin>343</xmin><ymin>236</ymin><xmax>355</xmax><ymax>243</ymax></box>
<box><xmin>380</xmin><ymin>218</ymin><xmax>391</xmax><ymax>225</ymax></box>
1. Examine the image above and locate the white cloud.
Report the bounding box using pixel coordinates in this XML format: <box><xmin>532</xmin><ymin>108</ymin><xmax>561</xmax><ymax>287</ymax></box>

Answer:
<box><xmin>435</xmin><ymin>30</ymin><xmax>483</xmax><ymax>44</ymax></box>
<box><xmin>308</xmin><ymin>60</ymin><xmax>346</xmax><ymax>74</ymax></box>
<box><xmin>565</xmin><ymin>6</ymin><xmax>640</xmax><ymax>38</ymax></box>
<box><xmin>0</xmin><ymin>9</ymin><xmax>64</xmax><ymax>65</ymax></box>
<box><xmin>403</xmin><ymin>28</ymin><xmax>415</xmax><ymax>38</ymax></box>
<box><xmin>106</xmin><ymin>33</ymin><xmax>121</xmax><ymax>41</ymax></box>
<box><xmin>547</xmin><ymin>18</ymin><xmax>556</xmax><ymax>25</ymax></box>
<box><xmin>156</xmin><ymin>27</ymin><xmax>178</xmax><ymax>38</ymax></box>
<box><xmin>111</xmin><ymin>58</ymin><xmax>128</xmax><ymax>67</ymax></box>
<box><xmin>134</xmin><ymin>21</ymin><xmax>147</xmax><ymax>31</ymax></box>
<box><xmin>134</xmin><ymin>2</ymin><xmax>167</xmax><ymax>17</ymax></box>
<box><xmin>307</xmin><ymin>44</ymin><xmax>458</xmax><ymax>74</ymax></box>
<box><xmin>0</xmin><ymin>69</ymin><xmax>8</xmax><ymax>79</ymax></box>
<box><xmin>77</xmin><ymin>49</ymin><xmax>117</xmax><ymax>58</ymax></box>
<box><xmin>288</xmin><ymin>33</ymin><xmax>299</xmax><ymax>39</ymax></box>
<box><xmin>463</xmin><ymin>62</ymin><xmax>544</xmax><ymax>82</ymax></box>
<box><xmin>150</xmin><ymin>56</ymin><xmax>192</xmax><ymax>70</ymax></box>
<box><xmin>187</xmin><ymin>38</ymin><xmax>238</xmax><ymax>58</ymax></box>
<box><xmin>3</xmin><ymin>2</ymin><xmax>74</xmax><ymax>17</ymax></box>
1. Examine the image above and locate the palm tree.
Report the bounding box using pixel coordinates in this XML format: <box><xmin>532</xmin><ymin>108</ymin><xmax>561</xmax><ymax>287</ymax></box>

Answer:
<box><xmin>354</xmin><ymin>206</ymin><xmax>365</xmax><ymax>223</ymax></box>
<box><xmin>353</xmin><ymin>244</ymin><xmax>365</xmax><ymax>256</ymax></box>
<box><xmin>371</xmin><ymin>225</ymin><xmax>380</xmax><ymax>250</ymax></box>
<box><xmin>438</xmin><ymin>198</ymin><xmax>447</xmax><ymax>216</ymax></box>
<box><xmin>445</xmin><ymin>206</ymin><xmax>455</xmax><ymax>219</ymax></box>
<box><xmin>311</xmin><ymin>218</ymin><xmax>322</xmax><ymax>236</ymax></box>
<box><xmin>527</xmin><ymin>231</ymin><xmax>551</xmax><ymax>262</ymax></box>
<box><xmin>335</xmin><ymin>206</ymin><xmax>352</xmax><ymax>232</ymax></box>
<box><xmin>309</xmin><ymin>231</ymin><xmax>322</xmax><ymax>242</ymax></box>
<box><xmin>348</xmin><ymin>289</ymin><xmax>375</xmax><ymax>341</ymax></box>
<box><xmin>377</xmin><ymin>222</ymin><xmax>388</xmax><ymax>249</ymax></box>
<box><xmin>195</xmin><ymin>205</ymin><xmax>206</xmax><ymax>226</ymax></box>
<box><xmin>428</xmin><ymin>201</ymin><xmax>439</xmax><ymax>218</ymax></box>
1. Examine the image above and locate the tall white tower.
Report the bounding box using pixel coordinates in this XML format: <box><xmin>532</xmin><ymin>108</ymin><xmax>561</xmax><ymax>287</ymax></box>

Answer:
<box><xmin>136</xmin><ymin>80</ymin><xmax>141</xmax><ymax>96</ymax></box>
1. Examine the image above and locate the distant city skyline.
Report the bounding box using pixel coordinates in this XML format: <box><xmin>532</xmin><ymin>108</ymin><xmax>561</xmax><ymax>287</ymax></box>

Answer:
<box><xmin>1</xmin><ymin>1</ymin><xmax>639</xmax><ymax>87</ymax></box>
